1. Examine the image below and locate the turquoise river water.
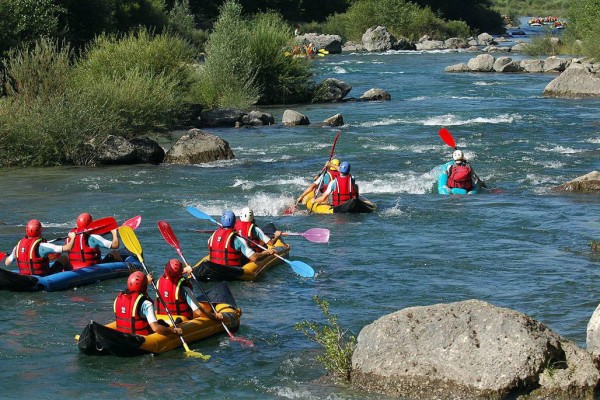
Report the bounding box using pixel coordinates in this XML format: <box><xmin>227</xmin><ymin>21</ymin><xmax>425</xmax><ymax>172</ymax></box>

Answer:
<box><xmin>1</xmin><ymin>36</ymin><xmax>600</xmax><ymax>399</ymax></box>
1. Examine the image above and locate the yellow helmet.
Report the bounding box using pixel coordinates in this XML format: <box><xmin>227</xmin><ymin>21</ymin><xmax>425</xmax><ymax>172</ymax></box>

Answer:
<box><xmin>329</xmin><ymin>159</ymin><xmax>340</xmax><ymax>170</ymax></box>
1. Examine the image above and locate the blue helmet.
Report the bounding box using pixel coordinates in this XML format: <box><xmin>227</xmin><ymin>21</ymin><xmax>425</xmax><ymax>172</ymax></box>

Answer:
<box><xmin>339</xmin><ymin>161</ymin><xmax>351</xmax><ymax>175</ymax></box>
<box><xmin>221</xmin><ymin>210</ymin><xmax>236</xmax><ymax>228</ymax></box>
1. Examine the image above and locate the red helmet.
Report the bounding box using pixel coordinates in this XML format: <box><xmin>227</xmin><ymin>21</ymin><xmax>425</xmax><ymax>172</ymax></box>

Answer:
<box><xmin>165</xmin><ymin>259</ymin><xmax>183</xmax><ymax>280</ymax></box>
<box><xmin>127</xmin><ymin>271</ymin><xmax>148</xmax><ymax>292</ymax></box>
<box><xmin>76</xmin><ymin>213</ymin><xmax>93</xmax><ymax>230</ymax></box>
<box><xmin>26</xmin><ymin>219</ymin><xmax>42</xmax><ymax>237</ymax></box>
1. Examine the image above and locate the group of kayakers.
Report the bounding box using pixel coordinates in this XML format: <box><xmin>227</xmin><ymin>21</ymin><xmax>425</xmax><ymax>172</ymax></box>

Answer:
<box><xmin>296</xmin><ymin>159</ymin><xmax>360</xmax><ymax>207</ymax></box>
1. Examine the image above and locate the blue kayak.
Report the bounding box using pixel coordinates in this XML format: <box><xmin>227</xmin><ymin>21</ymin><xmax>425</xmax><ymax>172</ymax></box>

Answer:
<box><xmin>0</xmin><ymin>256</ymin><xmax>141</xmax><ymax>292</ymax></box>
<box><xmin>437</xmin><ymin>161</ymin><xmax>480</xmax><ymax>195</ymax></box>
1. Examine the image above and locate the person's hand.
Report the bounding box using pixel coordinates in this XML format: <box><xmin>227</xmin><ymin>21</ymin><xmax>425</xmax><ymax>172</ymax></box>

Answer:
<box><xmin>146</xmin><ymin>274</ymin><xmax>153</xmax><ymax>285</ymax></box>
<box><xmin>183</xmin><ymin>265</ymin><xmax>193</xmax><ymax>276</ymax></box>
<box><xmin>236</xmin><ymin>308</ymin><xmax>243</xmax><ymax>317</ymax></box>
<box><xmin>214</xmin><ymin>312</ymin><xmax>224</xmax><ymax>321</ymax></box>
<box><xmin>172</xmin><ymin>326</ymin><xmax>182</xmax><ymax>335</ymax></box>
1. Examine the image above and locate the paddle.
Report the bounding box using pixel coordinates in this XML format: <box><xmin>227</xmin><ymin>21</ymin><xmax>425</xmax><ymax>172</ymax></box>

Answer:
<box><xmin>0</xmin><ymin>251</ymin><xmax>5</xmax><ymax>261</ymax></box>
<box><xmin>47</xmin><ymin>216</ymin><xmax>120</xmax><ymax>243</ymax></box>
<box><xmin>186</xmin><ymin>206</ymin><xmax>315</xmax><ymax>278</ymax></box>
<box><xmin>261</xmin><ymin>225</ymin><xmax>330</xmax><ymax>244</ymax></box>
<box><xmin>118</xmin><ymin>225</ymin><xmax>210</xmax><ymax>360</ymax></box>
<box><xmin>157</xmin><ymin>220</ymin><xmax>254</xmax><ymax>347</ymax></box>
<box><xmin>437</xmin><ymin>127</ymin><xmax>487</xmax><ymax>189</ymax></box>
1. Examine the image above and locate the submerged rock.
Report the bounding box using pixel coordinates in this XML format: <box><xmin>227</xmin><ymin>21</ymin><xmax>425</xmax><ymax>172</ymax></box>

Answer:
<box><xmin>351</xmin><ymin>299</ymin><xmax>599</xmax><ymax>399</ymax></box>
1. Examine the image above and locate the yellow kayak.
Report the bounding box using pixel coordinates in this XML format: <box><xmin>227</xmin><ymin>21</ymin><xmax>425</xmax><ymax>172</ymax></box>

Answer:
<box><xmin>302</xmin><ymin>191</ymin><xmax>377</xmax><ymax>214</ymax></box>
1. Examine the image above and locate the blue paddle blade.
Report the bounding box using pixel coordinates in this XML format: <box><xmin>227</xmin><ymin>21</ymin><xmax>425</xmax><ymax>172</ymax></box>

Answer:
<box><xmin>288</xmin><ymin>260</ymin><xmax>315</xmax><ymax>278</ymax></box>
<box><xmin>186</xmin><ymin>206</ymin><xmax>218</xmax><ymax>225</ymax></box>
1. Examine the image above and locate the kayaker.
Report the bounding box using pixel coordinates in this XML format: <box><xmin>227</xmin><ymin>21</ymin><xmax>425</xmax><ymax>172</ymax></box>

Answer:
<box><xmin>235</xmin><ymin>207</ymin><xmax>283</xmax><ymax>250</ymax></box>
<box><xmin>296</xmin><ymin>159</ymin><xmax>341</xmax><ymax>204</ymax></box>
<box><xmin>313</xmin><ymin>161</ymin><xmax>359</xmax><ymax>206</ymax></box>
<box><xmin>66</xmin><ymin>212</ymin><xmax>120</xmax><ymax>269</ymax></box>
<box><xmin>444</xmin><ymin>150</ymin><xmax>485</xmax><ymax>192</ymax></box>
<box><xmin>156</xmin><ymin>259</ymin><xmax>223</xmax><ymax>321</ymax></box>
<box><xmin>206</xmin><ymin>210</ymin><xmax>276</xmax><ymax>268</ymax></box>
<box><xmin>4</xmin><ymin>219</ymin><xmax>74</xmax><ymax>275</ymax></box>
<box><xmin>114</xmin><ymin>271</ymin><xmax>183</xmax><ymax>336</ymax></box>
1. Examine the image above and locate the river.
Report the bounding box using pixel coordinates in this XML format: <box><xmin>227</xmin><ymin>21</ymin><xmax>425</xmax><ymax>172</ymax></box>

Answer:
<box><xmin>1</xmin><ymin>33</ymin><xmax>599</xmax><ymax>399</ymax></box>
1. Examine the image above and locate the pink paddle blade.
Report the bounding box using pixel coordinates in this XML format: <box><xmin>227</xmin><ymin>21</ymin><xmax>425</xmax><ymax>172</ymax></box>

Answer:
<box><xmin>230</xmin><ymin>335</ymin><xmax>254</xmax><ymax>347</ymax></box>
<box><xmin>287</xmin><ymin>228</ymin><xmax>330</xmax><ymax>243</ymax></box>
<box><xmin>122</xmin><ymin>215</ymin><xmax>142</xmax><ymax>230</ymax></box>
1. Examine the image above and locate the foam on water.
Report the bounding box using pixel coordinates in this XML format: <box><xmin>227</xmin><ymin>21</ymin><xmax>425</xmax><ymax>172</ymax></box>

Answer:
<box><xmin>187</xmin><ymin>192</ymin><xmax>297</xmax><ymax>217</ymax></box>
<box><xmin>332</xmin><ymin>66</ymin><xmax>347</xmax><ymax>74</ymax></box>
<box><xmin>360</xmin><ymin>171</ymin><xmax>436</xmax><ymax>194</ymax></box>
<box><xmin>422</xmin><ymin>113</ymin><xmax>518</xmax><ymax>126</ymax></box>
<box><xmin>534</xmin><ymin>145</ymin><xmax>585</xmax><ymax>154</ymax></box>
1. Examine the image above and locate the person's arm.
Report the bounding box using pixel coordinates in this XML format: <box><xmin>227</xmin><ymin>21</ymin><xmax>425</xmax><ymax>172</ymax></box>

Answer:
<box><xmin>254</xmin><ymin>226</ymin><xmax>281</xmax><ymax>247</ymax></box>
<box><xmin>4</xmin><ymin>247</ymin><xmax>16</xmax><ymax>266</ymax></box>
<box><xmin>39</xmin><ymin>241</ymin><xmax>73</xmax><ymax>257</ymax></box>
<box><xmin>314</xmin><ymin>181</ymin><xmax>335</xmax><ymax>204</ymax></box>
<box><xmin>297</xmin><ymin>182</ymin><xmax>317</xmax><ymax>203</ymax></box>
<box><xmin>142</xmin><ymin>300</ymin><xmax>182</xmax><ymax>335</ymax></box>
<box><xmin>235</xmin><ymin>236</ymin><xmax>274</xmax><ymax>262</ymax></box>
<box><xmin>183</xmin><ymin>286</ymin><xmax>223</xmax><ymax>321</ymax></box>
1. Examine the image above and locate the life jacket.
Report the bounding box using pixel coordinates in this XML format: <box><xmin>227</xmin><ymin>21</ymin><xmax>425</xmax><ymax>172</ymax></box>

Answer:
<box><xmin>155</xmin><ymin>275</ymin><xmax>193</xmax><ymax>319</ymax></box>
<box><xmin>447</xmin><ymin>163</ymin><xmax>473</xmax><ymax>190</ymax></box>
<box><xmin>15</xmin><ymin>236</ymin><xmax>50</xmax><ymax>276</ymax></box>
<box><xmin>320</xmin><ymin>169</ymin><xmax>340</xmax><ymax>193</ymax></box>
<box><xmin>114</xmin><ymin>291</ymin><xmax>152</xmax><ymax>335</ymax></box>
<box><xmin>68</xmin><ymin>229</ymin><xmax>101</xmax><ymax>269</ymax></box>
<box><xmin>234</xmin><ymin>220</ymin><xmax>261</xmax><ymax>252</ymax></box>
<box><xmin>208</xmin><ymin>228</ymin><xmax>242</xmax><ymax>267</ymax></box>
<box><xmin>332</xmin><ymin>175</ymin><xmax>358</xmax><ymax>206</ymax></box>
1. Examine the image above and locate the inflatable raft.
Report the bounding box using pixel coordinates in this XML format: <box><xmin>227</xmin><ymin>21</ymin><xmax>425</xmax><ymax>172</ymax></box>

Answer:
<box><xmin>0</xmin><ymin>256</ymin><xmax>141</xmax><ymax>292</ymax></box>
<box><xmin>192</xmin><ymin>237</ymin><xmax>290</xmax><ymax>282</ymax></box>
<box><xmin>302</xmin><ymin>191</ymin><xmax>376</xmax><ymax>214</ymax></box>
<box><xmin>77</xmin><ymin>283</ymin><xmax>240</xmax><ymax>357</ymax></box>
<box><xmin>437</xmin><ymin>161</ymin><xmax>480</xmax><ymax>195</ymax></box>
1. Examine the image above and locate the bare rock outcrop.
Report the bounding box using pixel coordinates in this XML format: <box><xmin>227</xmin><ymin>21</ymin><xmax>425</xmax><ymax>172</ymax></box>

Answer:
<box><xmin>543</xmin><ymin>63</ymin><xmax>600</xmax><ymax>98</ymax></box>
<box><xmin>352</xmin><ymin>299</ymin><xmax>600</xmax><ymax>399</ymax></box>
<box><xmin>362</xmin><ymin>26</ymin><xmax>396</xmax><ymax>52</ymax></box>
<box><xmin>551</xmin><ymin>171</ymin><xmax>600</xmax><ymax>192</ymax></box>
<box><xmin>164</xmin><ymin>129</ymin><xmax>234</xmax><ymax>164</ymax></box>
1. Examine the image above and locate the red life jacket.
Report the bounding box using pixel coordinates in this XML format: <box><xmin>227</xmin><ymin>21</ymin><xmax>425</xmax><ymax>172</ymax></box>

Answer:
<box><xmin>114</xmin><ymin>291</ymin><xmax>153</xmax><ymax>335</ymax></box>
<box><xmin>447</xmin><ymin>163</ymin><xmax>473</xmax><ymax>190</ymax></box>
<box><xmin>208</xmin><ymin>228</ymin><xmax>242</xmax><ymax>267</ymax></box>
<box><xmin>155</xmin><ymin>275</ymin><xmax>193</xmax><ymax>319</ymax></box>
<box><xmin>68</xmin><ymin>229</ymin><xmax>101</xmax><ymax>269</ymax></box>
<box><xmin>320</xmin><ymin>169</ymin><xmax>340</xmax><ymax>193</ymax></box>
<box><xmin>332</xmin><ymin>175</ymin><xmax>358</xmax><ymax>206</ymax></box>
<box><xmin>234</xmin><ymin>220</ymin><xmax>261</xmax><ymax>252</ymax></box>
<box><xmin>15</xmin><ymin>236</ymin><xmax>50</xmax><ymax>276</ymax></box>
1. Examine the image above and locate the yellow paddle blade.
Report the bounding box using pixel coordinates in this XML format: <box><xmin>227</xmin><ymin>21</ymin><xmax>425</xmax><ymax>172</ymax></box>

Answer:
<box><xmin>118</xmin><ymin>225</ymin><xmax>144</xmax><ymax>263</ymax></box>
<box><xmin>183</xmin><ymin>342</ymin><xmax>210</xmax><ymax>360</ymax></box>
<box><xmin>318</xmin><ymin>49</ymin><xmax>329</xmax><ymax>54</ymax></box>
<box><xmin>318</xmin><ymin>53</ymin><xmax>325</xmax><ymax>57</ymax></box>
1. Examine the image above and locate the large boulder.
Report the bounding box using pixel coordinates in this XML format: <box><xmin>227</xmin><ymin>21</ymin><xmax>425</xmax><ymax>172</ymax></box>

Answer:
<box><xmin>90</xmin><ymin>135</ymin><xmax>164</xmax><ymax>165</ymax></box>
<box><xmin>416</xmin><ymin>36</ymin><xmax>445</xmax><ymax>51</ymax></box>
<box><xmin>445</xmin><ymin>63</ymin><xmax>471</xmax><ymax>72</ymax></box>
<box><xmin>543</xmin><ymin>56</ymin><xmax>572</xmax><ymax>73</ymax></box>
<box><xmin>551</xmin><ymin>171</ymin><xmax>600</xmax><ymax>192</ymax></box>
<box><xmin>295</xmin><ymin>33</ymin><xmax>343</xmax><ymax>54</ymax></box>
<box><xmin>467</xmin><ymin>54</ymin><xmax>495</xmax><ymax>72</ymax></box>
<box><xmin>164</xmin><ymin>129</ymin><xmax>234</xmax><ymax>164</ymax></box>
<box><xmin>444</xmin><ymin>37</ymin><xmax>468</xmax><ymax>49</ymax></box>
<box><xmin>543</xmin><ymin>63</ymin><xmax>600</xmax><ymax>98</ymax></box>
<box><xmin>362</xmin><ymin>26</ymin><xmax>396</xmax><ymax>52</ymax></box>
<box><xmin>198</xmin><ymin>108</ymin><xmax>245</xmax><ymax>127</ymax></box>
<box><xmin>521</xmin><ymin>59</ymin><xmax>545</xmax><ymax>73</ymax></box>
<box><xmin>240</xmin><ymin>111</ymin><xmax>274</xmax><ymax>126</ymax></box>
<box><xmin>282</xmin><ymin>110</ymin><xmax>310</xmax><ymax>126</ymax></box>
<box><xmin>323</xmin><ymin>113</ymin><xmax>344</xmax><ymax>127</ymax></box>
<box><xmin>493</xmin><ymin>56</ymin><xmax>524</xmax><ymax>72</ymax></box>
<box><xmin>360</xmin><ymin>88</ymin><xmax>391</xmax><ymax>101</ymax></box>
<box><xmin>312</xmin><ymin>78</ymin><xmax>352</xmax><ymax>103</ymax></box>
<box><xmin>351</xmin><ymin>299</ymin><xmax>600</xmax><ymax>399</ymax></box>
<box><xmin>392</xmin><ymin>37</ymin><xmax>416</xmax><ymax>51</ymax></box>
<box><xmin>477</xmin><ymin>32</ymin><xmax>496</xmax><ymax>46</ymax></box>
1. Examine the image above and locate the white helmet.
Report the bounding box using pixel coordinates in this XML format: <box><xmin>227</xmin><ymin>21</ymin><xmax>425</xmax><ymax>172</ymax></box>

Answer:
<box><xmin>240</xmin><ymin>207</ymin><xmax>254</xmax><ymax>222</ymax></box>
<box><xmin>452</xmin><ymin>150</ymin><xmax>464</xmax><ymax>161</ymax></box>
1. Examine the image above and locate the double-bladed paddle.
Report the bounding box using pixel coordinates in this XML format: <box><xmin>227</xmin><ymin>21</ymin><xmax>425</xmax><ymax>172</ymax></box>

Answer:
<box><xmin>118</xmin><ymin>225</ymin><xmax>210</xmax><ymax>360</ymax></box>
<box><xmin>48</xmin><ymin>215</ymin><xmax>141</xmax><ymax>243</ymax></box>
<box><xmin>438</xmin><ymin>127</ymin><xmax>487</xmax><ymax>189</ymax></box>
<box><xmin>193</xmin><ymin>227</ymin><xmax>330</xmax><ymax>244</ymax></box>
<box><xmin>186</xmin><ymin>206</ymin><xmax>316</xmax><ymax>278</ymax></box>
<box><xmin>157</xmin><ymin>220</ymin><xmax>254</xmax><ymax>347</ymax></box>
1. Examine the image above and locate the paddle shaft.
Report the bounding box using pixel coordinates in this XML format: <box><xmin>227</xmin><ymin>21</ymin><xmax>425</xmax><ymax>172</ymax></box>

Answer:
<box><xmin>314</xmin><ymin>131</ymin><xmax>342</xmax><ymax>197</ymax></box>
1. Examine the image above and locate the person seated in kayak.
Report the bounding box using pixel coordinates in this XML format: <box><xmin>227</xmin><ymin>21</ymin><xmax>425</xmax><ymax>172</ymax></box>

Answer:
<box><xmin>296</xmin><ymin>159</ymin><xmax>341</xmax><ymax>204</ymax></box>
<box><xmin>234</xmin><ymin>207</ymin><xmax>288</xmax><ymax>262</ymax></box>
<box><xmin>313</xmin><ymin>161</ymin><xmax>359</xmax><ymax>206</ymax></box>
<box><xmin>66</xmin><ymin>212</ymin><xmax>120</xmax><ymax>269</ymax></box>
<box><xmin>4</xmin><ymin>219</ymin><xmax>74</xmax><ymax>275</ymax></box>
<box><xmin>156</xmin><ymin>259</ymin><xmax>223</xmax><ymax>322</ymax></box>
<box><xmin>444</xmin><ymin>150</ymin><xmax>485</xmax><ymax>192</ymax></box>
<box><xmin>206</xmin><ymin>210</ymin><xmax>276</xmax><ymax>268</ymax></box>
<box><xmin>114</xmin><ymin>271</ymin><xmax>183</xmax><ymax>336</ymax></box>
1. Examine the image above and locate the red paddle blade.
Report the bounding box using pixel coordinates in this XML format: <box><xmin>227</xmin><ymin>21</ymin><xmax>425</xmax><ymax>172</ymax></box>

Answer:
<box><xmin>80</xmin><ymin>217</ymin><xmax>118</xmax><ymax>236</ymax></box>
<box><xmin>438</xmin><ymin>127</ymin><xmax>456</xmax><ymax>149</ymax></box>
<box><xmin>122</xmin><ymin>215</ymin><xmax>142</xmax><ymax>230</ymax></box>
<box><xmin>230</xmin><ymin>335</ymin><xmax>254</xmax><ymax>347</ymax></box>
<box><xmin>158</xmin><ymin>220</ymin><xmax>180</xmax><ymax>250</ymax></box>
<box><xmin>0</xmin><ymin>251</ymin><xmax>6</xmax><ymax>261</ymax></box>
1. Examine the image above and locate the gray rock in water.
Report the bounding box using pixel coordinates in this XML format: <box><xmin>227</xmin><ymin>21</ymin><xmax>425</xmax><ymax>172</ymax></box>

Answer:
<box><xmin>323</xmin><ymin>113</ymin><xmax>344</xmax><ymax>127</ymax></box>
<box><xmin>586</xmin><ymin>302</ymin><xmax>600</xmax><ymax>358</ymax></box>
<box><xmin>392</xmin><ymin>37</ymin><xmax>416</xmax><ymax>51</ymax></box>
<box><xmin>444</xmin><ymin>37</ymin><xmax>468</xmax><ymax>49</ymax></box>
<box><xmin>477</xmin><ymin>32</ymin><xmax>495</xmax><ymax>46</ymax></box>
<box><xmin>552</xmin><ymin>171</ymin><xmax>600</xmax><ymax>192</ymax></box>
<box><xmin>198</xmin><ymin>108</ymin><xmax>245</xmax><ymax>127</ymax></box>
<box><xmin>416</xmin><ymin>39</ymin><xmax>445</xmax><ymax>51</ymax></box>
<box><xmin>445</xmin><ymin>63</ymin><xmax>471</xmax><ymax>72</ymax></box>
<box><xmin>360</xmin><ymin>88</ymin><xmax>391</xmax><ymax>101</ymax></box>
<box><xmin>312</xmin><ymin>78</ymin><xmax>352</xmax><ymax>103</ymax></box>
<box><xmin>129</xmin><ymin>137</ymin><xmax>165</xmax><ymax>165</ymax></box>
<box><xmin>493</xmin><ymin>56</ymin><xmax>523</xmax><ymax>72</ymax></box>
<box><xmin>240</xmin><ymin>110</ymin><xmax>274</xmax><ymax>126</ymax></box>
<box><xmin>521</xmin><ymin>59</ymin><xmax>545</xmax><ymax>73</ymax></box>
<box><xmin>90</xmin><ymin>135</ymin><xmax>164</xmax><ymax>165</ymax></box>
<box><xmin>362</xmin><ymin>26</ymin><xmax>396</xmax><ymax>52</ymax></box>
<box><xmin>543</xmin><ymin>63</ymin><xmax>600</xmax><ymax>98</ymax></box>
<box><xmin>295</xmin><ymin>33</ymin><xmax>343</xmax><ymax>54</ymax></box>
<box><xmin>282</xmin><ymin>110</ymin><xmax>310</xmax><ymax>126</ymax></box>
<box><xmin>351</xmin><ymin>299</ymin><xmax>600</xmax><ymax>399</ymax></box>
<box><xmin>164</xmin><ymin>129</ymin><xmax>234</xmax><ymax>164</ymax></box>
<box><xmin>543</xmin><ymin>56</ymin><xmax>571</xmax><ymax>73</ymax></box>
<box><xmin>467</xmin><ymin>54</ymin><xmax>495</xmax><ymax>72</ymax></box>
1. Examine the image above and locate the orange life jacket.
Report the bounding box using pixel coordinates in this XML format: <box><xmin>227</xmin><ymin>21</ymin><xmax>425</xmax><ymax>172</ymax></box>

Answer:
<box><xmin>15</xmin><ymin>236</ymin><xmax>50</xmax><ymax>276</ymax></box>
<box><xmin>155</xmin><ymin>275</ymin><xmax>193</xmax><ymax>319</ymax></box>
<box><xmin>447</xmin><ymin>163</ymin><xmax>473</xmax><ymax>190</ymax></box>
<box><xmin>332</xmin><ymin>175</ymin><xmax>358</xmax><ymax>206</ymax></box>
<box><xmin>234</xmin><ymin>220</ymin><xmax>262</xmax><ymax>252</ymax></box>
<box><xmin>208</xmin><ymin>228</ymin><xmax>242</xmax><ymax>267</ymax></box>
<box><xmin>68</xmin><ymin>229</ymin><xmax>102</xmax><ymax>269</ymax></box>
<box><xmin>114</xmin><ymin>291</ymin><xmax>153</xmax><ymax>335</ymax></box>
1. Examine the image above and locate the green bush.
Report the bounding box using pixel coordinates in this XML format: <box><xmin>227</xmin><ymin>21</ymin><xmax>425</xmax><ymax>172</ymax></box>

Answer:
<box><xmin>568</xmin><ymin>0</ymin><xmax>600</xmax><ymax>60</ymax></box>
<box><xmin>166</xmin><ymin>0</ymin><xmax>208</xmax><ymax>52</ymax></box>
<box><xmin>523</xmin><ymin>34</ymin><xmax>562</xmax><ymax>56</ymax></box>
<box><xmin>294</xmin><ymin>296</ymin><xmax>356</xmax><ymax>383</ymax></box>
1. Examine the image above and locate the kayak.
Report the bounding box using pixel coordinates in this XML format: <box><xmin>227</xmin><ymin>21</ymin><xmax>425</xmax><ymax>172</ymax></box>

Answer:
<box><xmin>77</xmin><ymin>283</ymin><xmax>240</xmax><ymax>357</ymax></box>
<box><xmin>437</xmin><ymin>161</ymin><xmax>480</xmax><ymax>195</ymax></box>
<box><xmin>192</xmin><ymin>237</ymin><xmax>290</xmax><ymax>282</ymax></box>
<box><xmin>302</xmin><ymin>191</ymin><xmax>376</xmax><ymax>214</ymax></box>
<box><xmin>0</xmin><ymin>255</ymin><xmax>142</xmax><ymax>292</ymax></box>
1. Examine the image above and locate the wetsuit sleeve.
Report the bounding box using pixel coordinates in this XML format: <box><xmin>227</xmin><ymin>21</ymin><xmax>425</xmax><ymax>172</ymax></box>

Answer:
<box><xmin>5</xmin><ymin>246</ymin><xmax>17</xmax><ymax>263</ymax></box>
<box><xmin>182</xmin><ymin>286</ymin><xmax>200</xmax><ymax>311</ymax></box>
<box><xmin>234</xmin><ymin>236</ymin><xmax>256</xmax><ymax>258</ymax></box>
<box><xmin>141</xmin><ymin>299</ymin><xmax>158</xmax><ymax>324</ymax></box>
<box><xmin>88</xmin><ymin>234</ymin><xmax>113</xmax><ymax>249</ymax></box>
<box><xmin>39</xmin><ymin>242</ymin><xmax>64</xmax><ymax>256</ymax></box>
<box><xmin>253</xmin><ymin>226</ymin><xmax>270</xmax><ymax>243</ymax></box>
